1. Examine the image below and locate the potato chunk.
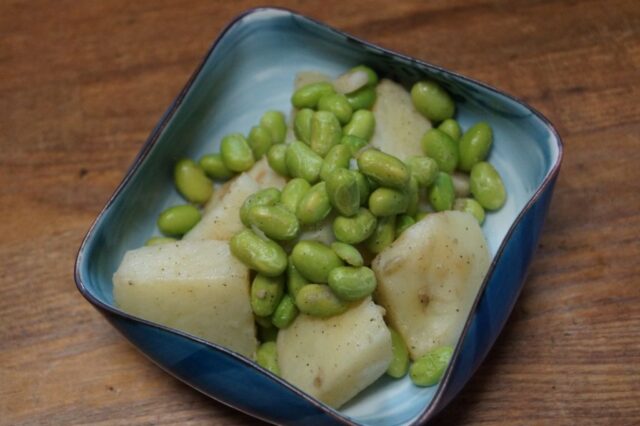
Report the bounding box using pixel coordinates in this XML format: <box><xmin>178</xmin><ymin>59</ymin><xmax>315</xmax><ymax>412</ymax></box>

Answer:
<box><xmin>277</xmin><ymin>298</ymin><xmax>391</xmax><ymax>408</ymax></box>
<box><xmin>113</xmin><ymin>240</ymin><xmax>257</xmax><ymax>358</ymax></box>
<box><xmin>372</xmin><ymin>211</ymin><xmax>490</xmax><ymax>360</ymax></box>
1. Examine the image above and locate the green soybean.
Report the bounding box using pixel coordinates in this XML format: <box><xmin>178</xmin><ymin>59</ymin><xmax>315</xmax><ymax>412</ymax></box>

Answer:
<box><xmin>249</xmin><ymin>204</ymin><xmax>300</xmax><ymax>241</ymax></box>
<box><xmin>281</xmin><ymin>178</ymin><xmax>311</xmax><ymax>213</ymax></box>
<box><xmin>332</xmin><ymin>207</ymin><xmax>377</xmax><ymax>244</ymax></box>
<box><xmin>415</xmin><ymin>211</ymin><xmax>429</xmax><ymax>221</ymax></box>
<box><xmin>296</xmin><ymin>182</ymin><xmax>332</xmax><ymax>226</ymax></box>
<box><xmin>256</xmin><ymin>320</ymin><xmax>278</xmax><ymax>343</ymax></box>
<box><xmin>470</xmin><ymin>161</ymin><xmax>506</xmax><ymax>210</ymax></box>
<box><xmin>318</xmin><ymin>93</ymin><xmax>353</xmax><ymax>125</ymax></box>
<box><xmin>396</xmin><ymin>214</ymin><xmax>416</xmax><ymax>237</ymax></box>
<box><xmin>350</xmin><ymin>65</ymin><xmax>378</xmax><ymax>87</ymax></box>
<box><xmin>295</xmin><ymin>284</ymin><xmax>348</xmax><ymax>318</ymax></box>
<box><xmin>256</xmin><ymin>341</ymin><xmax>280</xmax><ymax>375</ymax></box>
<box><xmin>145</xmin><ymin>236</ymin><xmax>177</xmax><ymax>246</ymax></box>
<box><xmin>352</xmin><ymin>170</ymin><xmax>370</xmax><ymax>206</ymax></box>
<box><xmin>287</xmin><ymin>259</ymin><xmax>308</xmax><ymax>298</ymax></box>
<box><xmin>452</xmin><ymin>172</ymin><xmax>471</xmax><ymax>197</ymax></box>
<box><xmin>406</xmin><ymin>175</ymin><xmax>419</xmax><ymax>217</ymax></box>
<box><xmin>341</xmin><ymin>134</ymin><xmax>368</xmax><ymax>156</ymax></box>
<box><xmin>199</xmin><ymin>153</ymin><xmax>234</xmax><ymax>180</ymax></box>
<box><xmin>421</xmin><ymin>128</ymin><xmax>458</xmax><ymax>173</ymax></box>
<box><xmin>220</xmin><ymin>133</ymin><xmax>255</xmax><ymax>172</ymax></box>
<box><xmin>291</xmin><ymin>240</ymin><xmax>344</xmax><ymax>283</ymax></box>
<box><xmin>428</xmin><ymin>172</ymin><xmax>455</xmax><ymax>212</ymax></box>
<box><xmin>247</xmin><ymin>125</ymin><xmax>273</xmax><ymax>159</ymax></box>
<box><xmin>343</xmin><ymin>110</ymin><xmax>375</xmax><ymax>141</ymax></box>
<box><xmin>271</xmin><ymin>294</ymin><xmax>298</xmax><ymax>329</ymax></box>
<box><xmin>157</xmin><ymin>204</ymin><xmax>201</xmax><ymax>237</ymax></box>
<box><xmin>255</xmin><ymin>314</ymin><xmax>273</xmax><ymax>329</ymax></box>
<box><xmin>251</xmin><ymin>274</ymin><xmax>285</xmax><ymax>317</ymax></box>
<box><xmin>366</xmin><ymin>215</ymin><xmax>396</xmax><ymax>254</ymax></box>
<box><xmin>386</xmin><ymin>328</ymin><xmax>410</xmax><ymax>378</ymax></box>
<box><xmin>407</xmin><ymin>156</ymin><xmax>439</xmax><ymax>187</ymax></box>
<box><xmin>411</xmin><ymin>80</ymin><xmax>455</xmax><ymax>123</ymax></box>
<box><xmin>368</xmin><ymin>187</ymin><xmax>408</xmax><ymax>217</ymax></box>
<box><xmin>174</xmin><ymin>159</ymin><xmax>213</xmax><ymax>204</ymax></box>
<box><xmin>357</xmin><ymin>149</ymin><xmax>410</xmax><ymax>189</ymax></box>
<box><xmin>328</xmin><ymin>266</ymin><xmax>376</xmax><ymax>302</ymax></box>
<box><xmin>285</xmin><ymin>141</ymin><xmax>323</xmax><ymax>183</ymax></box>
<box><xmin>346</xmin><ymin>86</ymin><xmax>377</xmax><ymax>110</ymax></box>
<box><xmin>292</xmin><ymin>81</ymin><xmax>335</xmax><ymax>109</ymax></box>
<box><xmin>438</xmin><ymin>118</ymin><xmax>462</xmax><ymax>142</ymax></box>
<box><xmin>326</xmin><ymin>168</ymin><xmax>360</xmax><ymax>217</ymax></box>
<box><xmin>240</xmin><ymin>187</ymin><xmax>281</xmax><ymax>227</ymax></box>
<box><xmin>454</xmin><ymin>198</ymin><xmax>486</xmax><ymax>224</ymax></box>
<box><xmin>320</xmin><ymin>143</ymin><xmax>351</xmax><ymax>182</ymax></box>
<box><xmin>267</xmin><ymin>144</ymin><xmax>289</xmax><ymax>177</ymax></box>
<box><xmin>260</xmin><ymin>111</ymin><xmax>287</xmax><ymax>144</ymax></box>
<box><xmin>409</xmin><ymin>346</ymin><xmax>453</xmax><ymax>387</ymax></box>
<box><xmin>310</xmin><ymin>111</ymin><xmax>342</xmax><ymax>157</ymax></box>
<box><xmin>294</xmin><ymin>108</ymin><xmax>314</xmax><ymax>144</ymax></box>
<box><xmin>330</xmin><ymin>242</ymin><xmax>364</xmax><ymax>267</ymax></box>
<box><xmin>458</xmin><ymin>122</ymin><xmax>493</xmax><ymax>172</ymax></box>
<box><xmin>230</xmin><ymin>229</ymin><xmax>288</xmax><ymax>277</ymax></box>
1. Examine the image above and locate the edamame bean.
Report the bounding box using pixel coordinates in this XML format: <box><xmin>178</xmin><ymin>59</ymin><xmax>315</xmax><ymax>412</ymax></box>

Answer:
<box><xmin>470</xmin><ymin>161</ymin><xmax>506</xmax><ymax>210</ymax></box>
<box><xmin>240</xmin><ymin>187</ymin><xmax>281</xmax><ymax>227</ymax></box>
<box><xmin>428</xmin><ymin>172</ymin><xmax>455</xmax><ymax>212</ymax></box>
<box><xmin>295</xmin><ymin>284</ymin><xmax>348</xmax><ymax>318</ymax></box>
<box><xmin>247</xmin><ymin>125</ymin><xmax>272</xmax><ymax>159</ymax></box>
<box><xmin>368</xmin><ymin>187</ymin><xmax>408</xmax><ymax>217</ymax></box>
<box><xmin>343</xmin><ymin>110</ymin><xmax>376</xmax><ymax>141</ymax></box>
<box><xmin>296</xmin><ymin>182</ymin><xmax>332</xmax><ymax>226</ymax></box>
<box><xmin>366</xmin><ymin>215</ymin><xmax>396</xmax><ymax>254</ymax></box>
<box><xmin>294</xmin><ymin>108</ymin><xmax>314</xmax><ymax>144</ymax></box>
<box><xmin>267</xmin><ymin>144</ymin><xmax>289</xmax><ymax>177</ymax></box>
<box><xmin>454</xmin><ymin>197</ymin><xmax>486</xmax><ymax>224</ymax></box>
<box><xmin>285</xmin><ymin>141</ymin><xmax>323</xmax><ymax>183</ymax></box>
<box><xmin>421</xmin><ymin>128</ymin><xmax>458</xmax><ymax>173</ymax></box>
<box><xmin>230</xmin><ymin>229</ymin><xmax>288</xmax><ymax>277</ymax></box>
<box><xmin>256</xmin><ymin>341</ymin><xmax>280</xmax><ymax>375</ymax></box>
<box><xmin>415</xmin><ymin>211</ymin><xmax>429</xmax><ymax>221</ymax></box>
<box><xmin>438</xmin><ymin>118</ymin><xmax>462</xmax><ymax>142</ymax></box>
<box><xmin>411</xmin><ymin>80</ymin><xmax>455</xmax><ymax>122</ymax></box>
<box><xmin>409</xmin><ymin>346</ymin><xmax>453</xmax><ymax>387</ymax></box>
<box><xmin>291</xmin><ymin>81</ymin><xmax>335</xmax><ymax>109</ymax></box>
<box><xmin>251</xmin><ymin>274</ymin><xmax>285</xmax><ymax>317</ymax></box>
<box><xmin>330</xmin><ymin>242</ymin><xmax>364</xmax><ymax>267</ymax></box>
<box><xmin>407</xmin><ymin>156</ymin><xmax>439</xmax><ymax>187</ymax></box>
<box><xmin>271</xmin><ymin>294</ymin><xmax>298</xmax><ymax>329</ymax></box>
<box><xmin>357</xmin><ymin>149</ymin><xmax>410</xmax><ymax>189</ymax></box>
<box><xmin>281</xmin><ymin>178</ymin><xmax>311</xmax><ymax>213</ymax></box>
<box><xmin>328</xmin><ymin>266</ymin><xmax>376</xmax><ymax>301</ymax></box>
<box><xmin>220</xmin><ymin>133</ymin><xmax>255</xmax><ymax>172</ymax></box>
<box><xmin>291</xmin><ymin>240</ymin><xmax>344</xmax><ymax>283</ymax></box>
<box><xmin>396</xmin><ymin>214</ymin><xmax>416</xmax><ymax>237</ymax></box>
<box><xmin>255</xmin><ymin>315</ymin><xmax>273</xmax><ymax>329</ymax></box>
<box><xmin>386</xmin><ymin>328</ymin><xmax>409</xmax><ymax>378</ymax></box>
<box><xmin>326</xmin><ymin>168</ymin><xmax>360</xmax><ymax>217</ymax></box>
<box><xmin>287</xmin><ymin>259</ymin><xmax>308</xmax><ymax>298</ymax></box>
<box><xmin>350</xmin><ymin>65</ymin><xmax>378</xmax><ymax>86</ymax></box>
<box><xmin>260</xmin><ymin>111</ymin><xmax>287</xmax><ymax>144</ymax></box>
<box><xmin>157</xmin><ymin>204</ymin><xmax>201</xmax><ymax>237</ymax></box>
<box><xmin>145</xmin><ymin>236</ymin><xmax>177</xmax><ymax>246</ymax></box>
<box><xmin>458</xmin><ymin>122</ymin><xmax>493</xmax><ymax>172</ymax></box>
<box><xmin>320</xmin><ymin>143</ymin><xmax>351</xmax><ymax>182</ymax></box>
<box><xmin>199</xmin><ymin>153</ymin><xmax>233</xmax><ymax>180</ymax></box>
<box><xmin>318</xmin><ymin>93</ymin><xmax>353</xmax><ymax>125</ymax></box>
<box><xmin>352</xmin><ymin>170</ymin><xmax>370</xmax><ymax>206</ymax></box>
<box><xmin>174</xmin><ymin>159</ymin><xmax>213</xmax><ymax>204</ymax></box>
<box><xmin>310</xmin><ymin>111</ymin><xmax>342</xmax><ymax>157</ymax></box>
<box><xmin>332</xmin><ymin>207</ymin><xmax>377</xmax><ymax>244</ymax></box>
<box><xmin>341</xmin><ymin>134</ymin><xmax>368</xmax><ymax>156</ymax></box>
<box><xmin>256</xmin><ymin>320</ymin><xmax>278</xmax><ymax>342</ymax></box>
<box><xmin>406</xmin><ymin>175</ymin><xmax>419</xmax><ymax>217</ymax></box>
<box><xmin>249</xmin><ymin>204</ymin><xmax>300</xmax><ymax>241</ymax></box>
<box><xmin>452</xmin><ymin>172</ymin><xmax>470</xmax><ymax>197</ymax></box>
<box><xmin>345</xmin><ymin>86</ymin><xmax>377</xmax><ymax>110</ymax></box>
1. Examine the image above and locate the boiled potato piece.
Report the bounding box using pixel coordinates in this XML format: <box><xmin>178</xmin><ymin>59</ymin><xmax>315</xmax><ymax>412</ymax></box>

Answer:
<box><xmin>370</xmin><ymin>79</ymin><xmax>432</xmax><ymax>161</ymax></box>
<box><xmin>113</xmin><ymin>240</ymin><xmax>257</xmax><ymax>358</ymax></box>
<box><xmin>246</xmin><ymin>156</ymin><xmax>287</xmax><ymax>190</ymax></box>
<box><xmin>277</xmin><ymin>298</ymin><xmax>391</xmax><ymax>408</ymax></box>
<box><xmin>372</xmin><ymin>211</ymin><xmax>490</xmax><ymax>360</ymax></box>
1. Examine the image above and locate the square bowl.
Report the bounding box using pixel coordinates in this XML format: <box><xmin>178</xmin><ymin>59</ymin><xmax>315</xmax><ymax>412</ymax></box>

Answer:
<box><xmin>75</xmin><ymin>7</ymin><xmax>563</xmax><ymax>426</ymax></box>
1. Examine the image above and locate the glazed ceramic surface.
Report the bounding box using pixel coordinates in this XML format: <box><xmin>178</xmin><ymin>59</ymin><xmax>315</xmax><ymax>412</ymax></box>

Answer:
<box><xmin>75</xmin><ymin>8</ymin><xmax>562</xmax><ymax>426</ymax></box>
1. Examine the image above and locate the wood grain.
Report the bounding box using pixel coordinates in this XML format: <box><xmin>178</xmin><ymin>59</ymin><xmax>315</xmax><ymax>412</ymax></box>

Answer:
<box><xmin>1</xmin><ymin>0</ymin><xmax>639</xmax><ymax>424</ymax></box>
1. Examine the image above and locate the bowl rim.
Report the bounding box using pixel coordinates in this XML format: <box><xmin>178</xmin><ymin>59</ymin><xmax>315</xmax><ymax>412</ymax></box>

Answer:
<box><xmin>74</xmin><ymin>6</ymin><xmax>564</xmax><ymax>425</ymax></box>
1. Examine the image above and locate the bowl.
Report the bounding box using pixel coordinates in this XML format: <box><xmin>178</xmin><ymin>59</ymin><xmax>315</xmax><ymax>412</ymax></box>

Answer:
<box><xmin>75</xmin><ymin>7</ymin><xmax>563</xmax><ymax>426</ymax></box>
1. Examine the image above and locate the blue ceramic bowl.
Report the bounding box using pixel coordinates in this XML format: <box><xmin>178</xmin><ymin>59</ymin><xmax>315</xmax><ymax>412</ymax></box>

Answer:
<box><xmin>75</xmin><ymin>7</ymin><xmax>563</xmax><ymax>426</ymax></box>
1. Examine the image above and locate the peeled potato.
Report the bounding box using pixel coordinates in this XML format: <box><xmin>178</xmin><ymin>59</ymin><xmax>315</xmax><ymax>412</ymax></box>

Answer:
<box><xmin>246</xmin><ymin>156</ymin><xmax>287</xmax><ymax>190</ymax></box>
<box><xmin>372</xmin><ymin>211</ymin><xmax>491</xmax><ymax>360</ymax></box>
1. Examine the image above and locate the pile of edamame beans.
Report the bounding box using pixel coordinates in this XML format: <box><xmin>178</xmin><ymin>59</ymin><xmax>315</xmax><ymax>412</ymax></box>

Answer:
<box><xmin>147</xmin><ymin>65</ymin><xmax>506</xmax><ymax>386</ymax></box>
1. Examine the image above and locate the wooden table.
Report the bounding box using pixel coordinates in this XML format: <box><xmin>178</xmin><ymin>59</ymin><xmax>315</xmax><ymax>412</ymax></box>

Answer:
<box><xmin>2</xmin><ymin>0</ymin><xmax>639</xmax><ymax>424</ymax></box>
